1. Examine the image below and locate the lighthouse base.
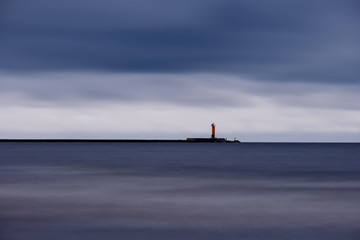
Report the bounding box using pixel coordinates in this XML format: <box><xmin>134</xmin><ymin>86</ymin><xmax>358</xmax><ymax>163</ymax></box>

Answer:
<box><xmin>186</xmin><ymin>138</ymin><xmax>235</xmax><ymax>143</ymax></box>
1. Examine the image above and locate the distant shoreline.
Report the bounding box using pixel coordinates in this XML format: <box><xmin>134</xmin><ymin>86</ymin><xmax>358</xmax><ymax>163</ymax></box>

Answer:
<box><xmin>0</xmin><ymin>138</ymin><xmax>240</xmax><ymax>143</ymax></box>
<box><xmin>1</xmin><ymin>140</ymin><xmax>357</xmax><ymax>143</ymax></box>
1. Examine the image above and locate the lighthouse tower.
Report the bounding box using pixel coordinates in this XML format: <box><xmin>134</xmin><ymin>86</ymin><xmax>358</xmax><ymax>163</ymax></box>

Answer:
<box><xmin>211</xmin><ymin>123</ymin><xmax>216</xmax><ymax>139</ymax></box>
<box><xmin>186</xmin><ymin>123</ymin><xmax>231</xmax><ymax>142</ymax></box>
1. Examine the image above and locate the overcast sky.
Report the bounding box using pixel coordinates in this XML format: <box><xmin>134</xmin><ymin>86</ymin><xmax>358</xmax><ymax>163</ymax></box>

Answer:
<box><xmin>0</xmin><ymin>0</ymin><xmax>359</xmax><ymax>141</ymax></box>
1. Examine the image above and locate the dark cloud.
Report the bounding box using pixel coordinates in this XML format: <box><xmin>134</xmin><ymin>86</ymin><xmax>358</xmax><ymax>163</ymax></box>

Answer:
<box><xmin>0</xmin><ymin>0</ymin><xmax>359</xmax><ymax>83</ymax></box>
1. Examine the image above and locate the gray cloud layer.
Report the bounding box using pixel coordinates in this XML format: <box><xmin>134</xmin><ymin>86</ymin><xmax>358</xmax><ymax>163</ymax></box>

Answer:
<box><xmin>1</xmin><ymin>73</ymin><xmax>360</xmax><ymax>111</ymax></box>
<box><xmin>1</xmin><ymin>0</ymin><xmax>359</xmax><ymax>83</ymax></box>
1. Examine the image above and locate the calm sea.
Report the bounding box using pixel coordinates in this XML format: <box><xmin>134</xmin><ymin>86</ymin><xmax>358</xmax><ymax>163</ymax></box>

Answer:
<box><xmin>1</xmin><ymin>142</ymin><xmax>359</xmax><ymax>240</ymax></box>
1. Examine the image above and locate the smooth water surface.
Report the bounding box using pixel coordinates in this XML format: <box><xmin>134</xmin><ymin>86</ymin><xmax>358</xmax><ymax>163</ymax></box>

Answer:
<box><xmin>1</xmin><ymin>143</ymin><xmax>360</xmax><ymax>240</ymax></box>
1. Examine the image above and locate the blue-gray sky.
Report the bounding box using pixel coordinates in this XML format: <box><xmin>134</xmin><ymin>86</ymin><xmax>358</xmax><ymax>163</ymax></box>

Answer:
<box><xmin>0</xmin><ymin>0</ymin><xmax>359</xmax><ymax>141</ymax></box>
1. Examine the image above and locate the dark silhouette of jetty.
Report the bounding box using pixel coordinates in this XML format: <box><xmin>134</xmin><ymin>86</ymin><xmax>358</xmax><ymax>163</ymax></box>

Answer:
<box><xmin>0</xmin><ymin>123</ymin><xmax>240</xmax><ymax>143</ymax></box>
<box><xmin>0</xmin><ymin>139</ymin><xmax>239</xmax><ymax>143</ymax></box>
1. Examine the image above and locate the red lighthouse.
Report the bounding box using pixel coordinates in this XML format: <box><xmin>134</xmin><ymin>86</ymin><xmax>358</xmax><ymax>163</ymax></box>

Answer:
<box><xmin>211</xmin><ymin>123</ymin><xmax>215</xmax><ymax>139</ymax></box>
